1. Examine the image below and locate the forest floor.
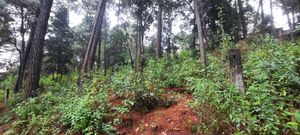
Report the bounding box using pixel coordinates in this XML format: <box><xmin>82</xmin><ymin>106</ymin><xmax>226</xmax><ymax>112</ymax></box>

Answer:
<box><xmin>0</xmin><ymin>88</ymin><xmax>202</xmax><ymax>135</ymax></box>
<box><xmin>112</xmin><ymin>88</ymin><xmax>201</xmax><ymax>135</ymax></box>
<box><xmin>0</xmin><ymin>102</ymin><xmax>10</xmax><ymax>134</ymax></box>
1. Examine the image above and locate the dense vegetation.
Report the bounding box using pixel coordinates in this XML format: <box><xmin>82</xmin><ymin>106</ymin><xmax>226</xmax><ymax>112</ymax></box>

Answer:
<box><xmin>0</xmin><ymin>37</ymin><xmax>299</xmax><ymax>134</ymax></box>
<box><xmin>0</xmin><ymin>0</ymin><xmax>300</xmax><ymax>134</ymax></box>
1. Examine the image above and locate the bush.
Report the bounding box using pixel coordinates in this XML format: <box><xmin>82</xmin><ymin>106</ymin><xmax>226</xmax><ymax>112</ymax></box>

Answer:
<box><xmin>190</xmin><ymin>38</ymin><xmax>300</xmax><ymax>134</ymax></box>
<box><xmin>60</xmin><ymin>90</ymin><xmax>113</xmax><ymax>134</ymax></box>
<box><xmin>0</xmin><ymin>75</ymin><xmax>16</xmax><ymax>102</ymax></box>
<box><xmin>111</xmin><ymin>66</ymin><xmax>141</xmax><ymax>97</ymax></box>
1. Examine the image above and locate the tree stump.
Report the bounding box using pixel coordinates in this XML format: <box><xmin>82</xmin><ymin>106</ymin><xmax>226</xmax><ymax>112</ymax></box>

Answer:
<box><xmin>228</xmin><ymin>49</ymin><xmax>245</xmax><ymax>94</ymax></box>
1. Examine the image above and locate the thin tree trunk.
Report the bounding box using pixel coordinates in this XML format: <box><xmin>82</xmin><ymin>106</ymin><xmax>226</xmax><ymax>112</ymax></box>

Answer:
<box><xmin>136</xmin><ymin>15</ymin><xmax>142</xmax><ymax>73</ymax></box>
<box><xmin>104</xmin><ymin>42</ymin><xmax>107</xmax><ymax>76</ymax></box>
<box><xmin>260</xmin><ymin>0</ymin><xmax>265</xmax><ymax>35</ymax></box>
<box><xmin>270</xmin><ymin>0</ymin><xmax>275</xmax><ymax>36</ymax></box>
<box><xmin>23</xmin><ymin>0</ymin><xmax>53</xmax><ymax>99</ymax></box>
<box><xmin>193</xmin><ymin>0</ymin><xmax>207</xmax><ymax>70</ymax></box>
<box><xmin>191</xmin><ymin>15</ymin><xmax>196</xmax><ymax>50</ymax></box>
<box><xmin>97</xmin><ymin>40</ymin><xmax>101</xmax><ymax>69</ymax></box>
<box><xmin>253</xmin><ymin>0</ymin><xmax>262</xmax><ymax>30</ymax></box>
<box><xmin>167</xmin><ymin>16</ymin><xmax>172</xmax><ymax>55</ymax></box>
<box><xmin>14</xmin><ymin>7</ymin><xmax>26</xmax><ymax>93</ymax></box>
<box><xmin>281</xmin><ymin>0</ymin><xmax>295</xmax><ymax>42</ymax></box>
<box><xmin>127</xmin><ymin>45</ymin><xmax>134</xmax><ymax>68</ymax></box>
<box><xmin>156</xmin><ymin>3</ymin><xmax>163</xmax><ymax>58</ymax></box>
<box><xmin>199</xmin><ymin>0</ymin><xmax>208</xmax><ymax>48</ymax></box>
<box><xmin>237</xmin><ymin>0</ymin><xmax>247</xmax><ymax>38</ymax></box>
<box><xmin>292</xmin><ymin>6</ymin><xmax>295</xmax><ymax>30</ymax></box>
<box><xmin>261</xmin><ymin>0</ymin><xmax>264</xmax><ymax>21</ymax></box>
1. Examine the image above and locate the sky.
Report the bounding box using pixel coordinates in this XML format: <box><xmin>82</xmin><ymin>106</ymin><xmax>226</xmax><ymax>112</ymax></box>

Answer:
<box><xmin>0</xmin><ymin>0</ymin><xmax>292</xmax><ymax>72</ymax></box>
<box><xmin>249</xmin><ymin>0</ymin><xmax>289</xmax><ymax>30</ymax></box>
<box><xmin>69</xmin><ymin>0</ymin><xmax>290</xmax><ymax>32</ymax></box>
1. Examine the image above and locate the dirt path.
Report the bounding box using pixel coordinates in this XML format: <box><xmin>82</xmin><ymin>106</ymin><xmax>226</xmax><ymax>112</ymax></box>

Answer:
<box><xmin>116</xmin><ymin>90</ymin><xmax>201</xmax><ymax>135</ymax></box>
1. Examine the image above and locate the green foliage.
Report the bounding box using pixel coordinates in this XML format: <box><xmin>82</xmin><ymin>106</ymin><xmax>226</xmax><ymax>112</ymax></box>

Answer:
<box><xmin>0</xmin><ymin>75</ymin><xmax>16</xmax><ymax>102</ymax></box>
<box><xmin>111</xmin><ymin>66</ymin><xmax>142</xmax><ymax>97</ymax></box>
<box><xmin>285</xmin><ymin>111</ymin><xmax>300</xmax><ymax>134</ymax></box>
<box><xmin>144</xmin><ymin>51</ymin><xmax>204</xmax><ymax>89</ymax></box>
<box><xmin>191</xmin><ymin>38</ymin><xmax>300</xmax><ymax>134</ymax></box>
<box><xmin>10</xmin><ymin>92</ymin><xmax>62</xmax><ymax>135</ymax></box>
<box><xmin>2</xmin><ymin>36</ymin><xmax>299</xmax><ymax>134</ymax></box>
<box><xmin>44</xmin><ymin>6</ymin><xmax>74</xmax><ymax>75</ymax></box>
<box><xmin>132</xmin><ymin>90</ymin><xmax>174</xmax><ymax>112</ymax></box>
<box><xmin>4</xmin><ymin>73</ymin><xmax>116</xmax><ymax>134</ymax></box>
<box><xmin>60</xmin><ymin>90</ymin><xmax>112</xmax><ymax>133</ymax></box>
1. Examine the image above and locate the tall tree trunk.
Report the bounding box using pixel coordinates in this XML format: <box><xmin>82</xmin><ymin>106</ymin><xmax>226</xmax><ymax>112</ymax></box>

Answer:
<box><xmin>104</xmin><ymin>41</ymin><xmax>107</xmax><ymax>76</ymax></box>
<box><xmin>191</xmin><ymin>15</ymin><xmax>196</xmax><ymax>50</ymax></box>
<box><xmin>127</xmin><ymin>44</ymin><xmax>134</xmax><ymax>68</ymax></box>
<box><xmin>14</xmin><ymin>7</ymin><xmax>26</xmax><ymax>93</ymax></box>
<box><xmin>193</xmin><ymin>0</ymin><xmax>207</xmax><ymax>70</ymax></box>
<box><xmin>141</xmin><ymin>28</ymin><xmax>145</xmax><ymax>73</ymax></box>
<box><xmin>156</xmin><ymin>3</ymin><xmax>163</xmax><ymax>58</ymax></box>
<box><xmin>260</xmin><ymin>0</ymin><xmax>265</xmax><ymax>35</ymax></box>
<box><xmin>237</xmin><ymin>0</ymin><xmax>247</xmax><ymax>38</ymax></box>
<box><xmin>281</xmin><ymin>0</ymin><xmax>295</xmax><ymax>42</ymax></box>
<box><xmin>14</xmin><ymin>4</ymin><xmax>41</xmax><ymax>93</ymax></box>
<box><xmin>167</xmin><ymin>15</ymin><xmax>172</xmax><ymax>55</ymax></box>
<box><xmin>88</xmin><ymin>1</ymin><xmax>107</xmax><ymax>69</ymax></box>
<box><xmin>23</xmin><ymin>0</ymin><xmax>53</xmax><ymax>99</ymax></box>
<box><xmin>292</xmin><ymin>6</ymin><xmax>296</xmax><ymax>30</ymax></box>
<box><xmin>270</xmin><ymin>0</ymin><xmax>275</xmax><ymax>36</ymax></box>
<box><xmin>253</xmin><ymin>0</ymin><xmax>261</xmax><ymax>29</ymax></box>
<box><xmin>78</xmin><ymin>0</ymin><xmax>107</xmax><ymax>85</ymax></box>
<box><xmin>136</xmin><ymin>14</ymin><xmax>143</xmax><ymax>72</ymax></box>
<box><xmin>97</xmin><ymin>40</ymin><xmax>101</xmax><ymax>69</ymax></box>
<box><xmin>199</xmin><ymin>0</ymin><xmax>209</xmax><ymax>49</ymax></box>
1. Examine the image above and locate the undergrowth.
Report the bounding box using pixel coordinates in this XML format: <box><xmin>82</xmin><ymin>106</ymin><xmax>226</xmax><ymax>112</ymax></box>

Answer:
<box><xmin>0</xmin><ymin>37</ymin><xmax>299</xmax><ymax>134</ymax></box>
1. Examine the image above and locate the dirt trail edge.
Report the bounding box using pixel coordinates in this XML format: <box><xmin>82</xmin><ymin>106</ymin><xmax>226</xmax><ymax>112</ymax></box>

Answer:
<box><xmin>115</xmin><ymin>89</ymin><xmax>201</xmax><ymax>135</ymax></box>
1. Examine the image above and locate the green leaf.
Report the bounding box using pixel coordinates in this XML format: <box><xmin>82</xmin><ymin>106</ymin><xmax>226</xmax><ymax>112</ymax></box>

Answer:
<box><xmin>287</xmin><ymin>122</ymin><xmax>299</xmax><ymax>130</ymax></box>
<box><xmin>295</xmin><ymin>112</ymin><xmax>300</xmax><ymax>122</ymax></box>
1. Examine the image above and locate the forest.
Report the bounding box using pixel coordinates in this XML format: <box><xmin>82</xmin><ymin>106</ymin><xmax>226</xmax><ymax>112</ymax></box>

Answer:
<box><xmin>0</xmin><ymin>0</ymin><xmax>299</xmax><ymax>134</ymax></box>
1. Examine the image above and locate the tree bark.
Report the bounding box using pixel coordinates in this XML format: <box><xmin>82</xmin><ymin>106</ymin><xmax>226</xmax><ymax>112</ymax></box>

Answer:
<box><xmin>14</xmin><ymin>7</ymin><xmax>26</xmax><ymax>93</ymax></box>
<box><xmin>23</xmin><ymin>0</ymin><xmax>53</xmax><ymax>99</ymax></box>
<box><xmin>78</xmin><ymin>0</ymin><xmax>107</xmax><ymax>85</ymax></box>
<box><xmin>88</xmin><ymin>0</ymin><xmax>107</xmax><ymax>69</ymax></box>
<box><xmin>14</xmin><ymin>4</ymin><xmax>41</xmax><ymax>93</ymax></box>
<box><xmin>260</xmin><ymin>0</ymin><xmax>265</xmax><ymax>35</ymax></box>
<box><xmin>136</xmin><ymin>13</ymin><xmax>143</xmax><ymax>73</ymax></box>
<box><xmin>104</xmin><ymin>41</ymin><xmax>107</xmax><ymax>76</ymax></box>
<box><xmin>281</xmin><ymin>0</ymin><xmax>295</xmax><ymax>42</ymax></box>
<box><xmin>193</xmin><ymin>0</ymin><xmax>207</xmax><ymax>70</ymax></box>
<box><xmin>270</xmin><ymin>0</ymin><xmax>275</xmax><ymax>36</ymax></box>
<box><xmin>237</xmin><ymin>0</ymin><xmax>247</xmax><ymax>38</ymax></box>
<box><xmin>253</xmin><ymin>1</ymin><xmax>261</xmax><ymax>30</ymax></box>
<box><xmin>156</xmin><ymin>3</ymin><xmax>163</xmax><ymax>58</ymax></box>
<box><xmin>166</xmin><ymin>16</ymin><xmax>172</xmax><ymax>55</ymax></box>
<box><xmin>199</xmin><ymin>1</ymin><xmax>208</xmax><ymax>49</ymax></box>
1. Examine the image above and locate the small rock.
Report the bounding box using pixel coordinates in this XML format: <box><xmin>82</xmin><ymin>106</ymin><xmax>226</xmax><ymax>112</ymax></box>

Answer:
<box><xmin>173</xmin><ymin>128</ymin><xmax>181</xmax><ymax>131</ymax></box>
<box><xmin>161</xmin><ymin>132</ymin><xmax>167</xmax><ymax>135</ymax></box>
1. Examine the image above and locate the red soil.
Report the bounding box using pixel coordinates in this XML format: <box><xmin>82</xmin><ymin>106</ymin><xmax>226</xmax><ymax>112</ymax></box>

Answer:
<box><xmin>116</xmin><ymin>93</ymin><xmax>201</xmax><ymax>135</ymax></box>
<box><xmin>0</xmin><ymin>102</ymin><xmax>10</xmax><ymax>134</ymax></box>
<box><xmin>0</xmin><ymin>102</ymin><xmax>5</xmax><ymax>114</ymax></box>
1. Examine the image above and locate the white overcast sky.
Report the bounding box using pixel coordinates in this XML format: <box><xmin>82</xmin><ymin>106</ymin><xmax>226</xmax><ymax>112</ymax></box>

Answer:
<box><xmin>69</xmin><ymin>0</ymin><xmax>290</xmax><ymax>32</ymax></box>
